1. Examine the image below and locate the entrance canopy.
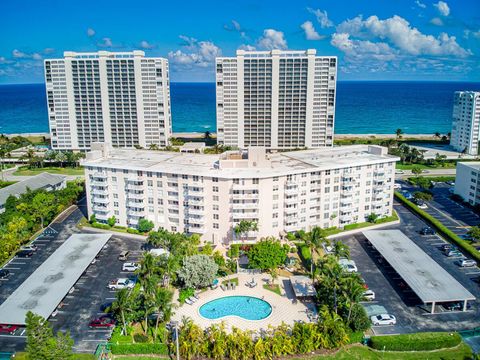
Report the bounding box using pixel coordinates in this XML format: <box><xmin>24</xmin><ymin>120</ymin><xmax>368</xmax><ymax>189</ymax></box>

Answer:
<box><xmin>0</xmin><ymin>233</ymin><xmax>111</xmax><ymax>325</ymax></box>
<box><xmin>363</xmin><ymin>230</ymin><xmax>475</xmax><ymax>305</ymax></box>
<box><xmin>290</xmin><ymin>275</ymin><xmax>316</xmax><ymax>297</ymax></box>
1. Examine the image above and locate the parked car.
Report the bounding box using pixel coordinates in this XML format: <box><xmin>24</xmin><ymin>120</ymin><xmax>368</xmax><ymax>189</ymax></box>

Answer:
<box><xmin>417</xmin><ymin>202</ymin><xmax>428</xmax><ymax>209</ymax></box>
<box><xmin>107</xmin><ymin>278</ymin><xmax>135</xmax><ymax>290</ymax></box>
<box><xmin>441</xmin><ymin>244</ymin><xmax>454</xmax><ymax>252</ymax></box>
<box><xmin>363</xmin><ymin>290</ymin><xmax>375</xmax><ymax>301</ymax></box>
<box><xmin>339</xmin><ymin>259</ymin><xmax>358</xmax><ymax>273</ymax></box>
<box><xmin>371</xmin><ymin>314</ymin><xmax>396</xmax><ymax>326</ymax></box>
<box><xmin>122</xmin><ymin>262</ymin><xmax>140</xmax><ymax>272</ymax></box>
<box><xmin>20</xmin><ymin>244</ymin><xmax>38</xmax><ymax>252</ymax></box>
<box><xmin>459</xmin><ymin>259</ymin><xmax>477</xmax><ymax>268</ymax></box>
<box><xmin>446</xmin><ymin>181</ymin><xmax>455</xmax><ymax>186</ymax></box>
<box><xmin>446</xmin><ymin>249</ymin><xmax>462</xmax><ymax>257</ymax></box>
<box><xmin>420</xmin><ymin>227</ymin><xmax>435</xmax><ymax>235</ymax></box>
<box><xmin>89</xmin><ymin>316</ymin><xmax>115</xmax><ymax>329</ymax></box>
<box><xmin>16</xmin><ymin>249</ymin><xmax>34</xmax><ymax>258</ymax></box>
<box><xmin>0</xmin><ymin>269</ymin><xmax>10</xmax><ymax>279</ymax></box>
<box><xmin>395</xmin><ymin>170</ymin><xmax>405</xmax><ymax>174</ymax></box>
<box><xmin>443</xmin><ymin>302</ymin><xmax>469</xmax><ymax>311</ymax></box>
<box><xmin>393</xmin><ymin>183</ymin><xmax>402</xmax><ymax>189</ymax></box>
<box><xmin>0</xmin><ymin>324</ymin><xmax>18</xmax><ymax>334</ymax></box>
<box><xmin>118</xmin><ymin>251</ymin><xmax>130</xmax><ymax>261</ymax></box>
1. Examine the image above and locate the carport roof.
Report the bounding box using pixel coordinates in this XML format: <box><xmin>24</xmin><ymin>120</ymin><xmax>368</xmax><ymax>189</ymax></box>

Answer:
<box><xmin>363</xmin><ymin>230</ymin><xmax>475</xmax><ymax>304</ymax></box>
<box><xmin>0</xmin><ymin>233</ymin><xmax>112</xmax><ymax>325</ymax></box>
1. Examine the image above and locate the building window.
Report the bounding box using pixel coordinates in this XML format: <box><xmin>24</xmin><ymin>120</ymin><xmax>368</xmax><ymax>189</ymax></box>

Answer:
<box><xmin>213</xmin><ymin>186</ymin><xmax>219</xmax><ymax>192</ymax></box>
<box><xmin>213</xmin><ymin>223</ymin><xmax>219</xmax><ymax>229</ymax></box>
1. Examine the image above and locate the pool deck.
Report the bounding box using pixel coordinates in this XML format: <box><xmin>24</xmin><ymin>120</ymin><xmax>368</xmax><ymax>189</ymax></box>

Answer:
<box><xmin>172</xmin><ymin>273</ymin><xmax>312</xmax><ymax>331</ymax></box>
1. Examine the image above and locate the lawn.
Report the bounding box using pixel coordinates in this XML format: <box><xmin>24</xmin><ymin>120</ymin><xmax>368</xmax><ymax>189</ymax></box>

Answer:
<box><xmin>396</xmin><ymin>163</ymin><xmax>456</xmax><ymax>170</ymax></box>
<box><xmin>222</xmin><ymin>277</ymin><xmax>239</xmax><ymax>286</ymax></box>
<box><xmin>263</xmin><ymin>283</ymin><xmax>282</xmax><ymax>295</ymax></box>
<box><xmin>298</xmin><ymin>343</ymin><xmax>473</xmax><ymax>360</ymax></box>
<box><xmin>13</xmin><ymin>166</ymin><xmax>84</xmax><ymax>176</ymax></box>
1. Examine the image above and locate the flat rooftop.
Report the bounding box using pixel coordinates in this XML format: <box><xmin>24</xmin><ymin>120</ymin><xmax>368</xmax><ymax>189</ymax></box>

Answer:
<box><xmin>363</xmin><ymin>230</ymin><xmax>475</xmax><ymax>303</ymax></box>
<box><xmin>0</xmin><ymin>233</ymin><xmax>111</xmax><ymax>325</ymax></box>
<box><xmin>83</xmin><ymin>145</ymin><xmax>398</xmax><ymax>178</ymax></box>
<box><xmin>290</xmin><ymin>275</ymin><xmax>316</xmax><ymax>297</ymax></box>
<box><xmin>458</xmin><ymin>162</ymin><xmax>480</xmax><ymax>170</ymax></box>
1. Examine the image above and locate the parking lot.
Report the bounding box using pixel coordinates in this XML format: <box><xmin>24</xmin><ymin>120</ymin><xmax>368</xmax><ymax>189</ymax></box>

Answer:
<box><xmin>0</xmin><ymin>205</ymin><xmax>149</xmax><ymax>353</ymax></box>
<box><xmin>338</xmin><ymin>200</ymin><xmax>480</xmax><ymax>335</ymax></box>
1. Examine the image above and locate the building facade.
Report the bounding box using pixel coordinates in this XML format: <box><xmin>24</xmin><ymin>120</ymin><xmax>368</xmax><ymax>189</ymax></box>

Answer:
<box><xmin>44</xmin><ymin>51</ymin><xmax>172</xmax><ymax>151</ymax></box>
<box><xmin>83</xmin><ymin>143</ymin><xmax>398</xmax><ymax>244</ymax></box>
<box><xmin>454</xmin><ymin>162</ymin><xmax>480</xmax><ymax>206</ymax></box>
<box><xmin>450</xmin><ymin>91</ymin><xmax>480</xmax><ymax>155</ymax></box>
<box><xmin>216</xmin><ymin>49</ymin><xmax>337</xmax><ymax>149</ymax></box>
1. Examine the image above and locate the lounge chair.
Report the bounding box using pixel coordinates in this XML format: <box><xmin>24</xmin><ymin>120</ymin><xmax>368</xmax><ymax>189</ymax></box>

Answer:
<box><xmin>185</xmin><ymin>298</ymin><xmax>193</xmax><ymax>305</ymax></box>
<box><xmin>193</xmin><ymin>294</ymin><xmax>200</xmax><ymax>300</ymax></box>
<box><xmin>232</xmin><ymin>283</ymin><xmax>236</xmax><ymax>290</ymax></box>
<box><xmin>221</xmin><ymin>284</ymin><xmax>226</xmax><ymax>291</ymax></box>
<box><xmin>188</xmin><ymin>296</ymin><xmax>197</xmax><ymax>303</ymax></box>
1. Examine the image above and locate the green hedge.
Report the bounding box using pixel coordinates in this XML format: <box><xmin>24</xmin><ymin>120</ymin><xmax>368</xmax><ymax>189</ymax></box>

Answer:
<box><xmin>110</xmin><ymin>343</ymin><xmax>169</xmax><ymax>355</ymax></box>
<box><xmin>394</xmin><ymin>192</ymin><xmax>480</xmax><ymax>263</ymax></box>
<box><xmin>298</xmin><ymin>244</ymin><xmax>312</xmax><ymax>265</ymax></box>
<box><xmin>370</xmin><ymin>332</ymin><xmax>462</xmax><ymax>351</ymax></box>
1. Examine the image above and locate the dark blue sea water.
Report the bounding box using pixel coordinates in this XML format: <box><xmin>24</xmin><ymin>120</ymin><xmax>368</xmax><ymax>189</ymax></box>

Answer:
<box><xmin>0</xmin><ymin>81</ymin><xmax>478</xmax><ymax>135</ymax></box>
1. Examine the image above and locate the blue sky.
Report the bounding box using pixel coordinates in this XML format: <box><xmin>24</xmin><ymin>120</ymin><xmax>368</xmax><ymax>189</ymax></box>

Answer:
<box><xmin>1</xmin><ymin>0</ymin><xmax>479</xmax><ymax>83</ymax></box>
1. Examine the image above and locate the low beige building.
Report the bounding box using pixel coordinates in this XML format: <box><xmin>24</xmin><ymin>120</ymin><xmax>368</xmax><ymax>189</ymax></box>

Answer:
<box><xmin>83</xmin><ymin>143</ymin><xmax>398</xmax><ymax>245</ymax></box>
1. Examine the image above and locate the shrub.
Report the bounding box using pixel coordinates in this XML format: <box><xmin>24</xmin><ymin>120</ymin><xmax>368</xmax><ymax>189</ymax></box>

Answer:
<box><xmin>298</xmin><ymin>244</ymin><xmax>312</xmax><ymax>269</ymax></box>
<box><xmin>133</xmin><ymin>333</ymin><xmax>149</xmax><ymax>343</ymax></box>
<box><xmin>369</xmin><ymin>332</ymin><xmax>462</xmax><ymax>351</ymax></box>
<box><xmin>395</xmin><ymin>192</ymin><xmax>480</xmax><ymax>263</ymax></box>
<box><xmin>178</xmin><ymin>288</ymin><xmax>194</xmax><ymax>304</ymax></box>
<box><xmin>110</xmin><ymin>343</ymin><xmax>169</xmax><ymax>355</ymax></box>
<box><xmin>348</xmin><ymin>304</ymin><xmax>370</xmax><ymax>332</ymax></box>
<box><xmin>107</xmin><ymin>215</ymin><xmax>117</xmax><ymax>227</ymax></box>
<box><xmin>138</xmin><ymin>218</ymin><xmax>155</xmax><ymax>233</ymax></box>
<box><xmin>91</xmin><ymin>222</ymin><xmax>111</xmax><ymax>230</ymax></box>
<box><xmin>127</xmin><ymin>228</ymin><xmax>141</xmax><ymax>235</ymax></box>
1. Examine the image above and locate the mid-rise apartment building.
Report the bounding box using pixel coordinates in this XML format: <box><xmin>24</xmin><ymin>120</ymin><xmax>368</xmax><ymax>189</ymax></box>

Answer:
<box><xmin>83</xmin><ymin>143</ymin><xmax>398</xmax><ymax>245</ymax></box>
<box><xmin>44</xmin><ymin>51</ymin><xmax>172</xmax><ymax>151</ymax></box>
<box><xmin>450</xmin><ymin>91</ymin><xmax>480</xmax><ymax>155</ymax></box>
<box><xmin>216</xmin><ymin>49</ymin><xmax>337</xmax><ymax>149</ymax></box>
<box><xmin>454</xmin><ymin>162</ymin><xmax>480</xmax><ymax>206</ymax></box>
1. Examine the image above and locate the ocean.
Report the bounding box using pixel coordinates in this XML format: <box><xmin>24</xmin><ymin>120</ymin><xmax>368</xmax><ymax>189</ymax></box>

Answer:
<box><xmin>0</xmin><ymin>81</ymin><xmax>478</xmax><ymax>135</ymax></box>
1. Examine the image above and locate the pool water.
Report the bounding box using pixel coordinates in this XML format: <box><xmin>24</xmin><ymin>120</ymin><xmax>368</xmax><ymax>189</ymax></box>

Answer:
<box><xmin>199</xmin><ymin>296</ymin><xmax>272</xmax><ymax>320</ymax></box>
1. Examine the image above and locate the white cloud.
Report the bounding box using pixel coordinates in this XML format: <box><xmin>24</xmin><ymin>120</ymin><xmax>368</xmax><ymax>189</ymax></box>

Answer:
<box><xmin>43</xmin><ymin>48</ymin><xmax>55</xmax><ymax>54</ymax></box>
<box><xmin>257</xmin><ymin>29</ymin><xmax>287</xmax><ymax>50</ymax></box>
<box><xmin>415</xmin><ymin>0</ymin><xmax>426</xmax><ymax>8</ymax></box>
<box><xmin>168</xmin><ymin>36</ymin><xmax>221</xmax><ymax>68</ymax></box>
<box><xmin>434</xmin><ymin>1</ymin><xmax>450</xmax><ymax>16</ymax></box>
<box><xmin>430</xmin><ymin>17</ymin><xmax>444</xmax><ymax>26</ymax></box>
<box><xmin>224</xmin><ymin>20</ymin><xmax>246</xmax><ymax>39</ymax></box>
<box><xmin>238</xmin><ymin>44</ymin><xmax>256</xmax><ymax>51</ymax></box>
<box><xmin>97</xmin><ymin>37</ymin><xmax>113</xmax><ymax>47</ymax></box>
<box><xmin>87</xmin><ymin>28</ymin><xmax>96</xmax><ymax>37</ymax></box>
<box><xmin>335</xmin><ymin>15</ymin><xmax>470</xmax><ymax>57</ymax></box>
<box><xmin>331</xmin><ymin>33</ymin><xmax>397</xmax><ymax>61</ymax></box>
<box><xmin>32</xmin><ymin>53</ymin><xmax>42</xmax><ymax>60</ymax></box>
<box><xmin>301</xmin><ymin>21</ymin><xmax>323</xmax><ymax>40</ymax></box>
<box><xmin>307</xmin><ymin>8</ymin><xmax>334</xmax><ymax>28</ymax></box>
<box><xmin>464</xmin><ymin>29</ymin><xmax>480</xmax><ymax>39</ymax></box>
<box><xmin>139</xmin><ymin>40</ymin><xmax>154</xmax><ymax>49</ymax></box>
<box><xmin>12</xmin><ymin>49</ymin><xmax>28</xmax><ymax>58</ymax></box>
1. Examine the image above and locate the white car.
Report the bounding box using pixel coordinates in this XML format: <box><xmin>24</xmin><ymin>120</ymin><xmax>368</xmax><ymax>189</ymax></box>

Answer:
<box><xmin>371</xmin><ymin>314</ymin><xmax>396</xmax><ymax>326</ymax></box>
<box><xmin>108</xmin><ymin>278</ymin><xmax>135</xmax><ymax>290</ymax></box>
<box><xmin>363</xmin><ymin>290</ymin><xmax>375</xmax><ymax>301</ymax></box>
<box><xmin>122</xmin><ymin>262</ymin><xmax>140</xmax><ymax>272</ymax></box>
<box><xmin>339</xmin><ymin>259</ymin><xmax>358</xmax><ymax>273</ymax></box>
<box><xmin>459</xmin><ymin>259</ymin><xmax>477</xmax><ymax>268</ymax></box>
<box><xmin>20</xmin><ymin>245</ymin><xmax>38</xmax><ymax>252</ymax></box>
<box><xmin>393</xmin><ymin>183</ymin><xmax>402</xmax><ymax>190</ymax></box>
<box><xmin>395</xmin><ymin>170</ymin><xmax>405</xmax><ymax>174</ymax></box>
<box><xmin>417</xmin><ymin>203</ymin><xmax>428</xmax><ymax>209</ymax></box>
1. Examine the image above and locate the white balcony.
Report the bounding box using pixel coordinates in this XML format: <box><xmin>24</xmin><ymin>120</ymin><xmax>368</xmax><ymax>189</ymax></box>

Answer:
<box><xmin>232</xmin><ymin>193</ymin><xmax>259</xmax><ymax>200</ymax></box>
<box><xmin>126</xmin><ymin>177</ymin><xmax>144</xmax><ymax>183</ymax></box>
<box><xmin>231</xmin><ymin>202</ymin><xmax>258</xmax><ymax>209</ymax></box>
<box><xmin>188</xmin><ymin>198</ymin><xmax>204</xmax><ymax>206</ymax></box>
<box><xmin>232</xmin><ymin>183</ymin><xmax>258</xmax><ymax>191</ymax></box>
<box><xmin>128</xmin><ymin>218</ymin><xmax>139</xmax><ymax>226</ymax></box>
<box><xmin>284</xmin><ymin>224</ymin><xmax>300</xmax><ymax>232</ymax></box>
<box><xmin>126</xmin><ymin>184</ymin><xmax>144</xmax><ymax>191</ymax></box>
<box><xmin>127</xmin><ymin>192</ymin><xmax>144</xmax><ymax>200</ymax></box>
<box><xmin>187</xmin><ymin>226</ymin><xmax>207</xmax><ymax>234</ymax></box>
<box><xmin>341</xmin><ymin>187</ymin><xmax>355</xmax><ymax>194</ymax></box>
<box><xmin>95</xmin><ymin>213</ymin><xmax>111</xmax><ymax>221</ymax></box>
<box><xmin>92</xmin><ymin>172</ymin><xmax>107</xmax><ymax>179</ymax></box>
<box><xmin>187</xmin><ymin>207</ymin><xmax>204</xmax><ymax>215</ymax></box>
<box><xmin>91</xmin><ymin>188</ymin><xmax>108</xmax><ymax>196</ymax></box>
<box><xmin>284</xmin><ymin>207</ymin><xmax>297</xmax><ymax>215</ymax></box>
<box><xmin>189</xmin><ymin>216</ymin><xmax>205</xmax><ymax>225</ymax></box>
<box><xmin>286</xmin><ymin>180</ymin><xmax>298</xmax><ymax>186</ymax></box>
<box><xmin>285</xmin><ymin>187</ymin><xmax>299</xmax><ymax>195</ymax></box>
<box><xmin>128</xmin><ymin>209</ymin><xmax>145</xmax><ymax>217</ymax></box>
<box><xmin>232</xmin><ymin>211</ymin><xmax>258</xmax><ymax>220</ymax></box>
<box><xmin>188</xmin><ymin>188</ymin><xmax>204</xmax><ymax>195</ymax></box>
<box><xmin>92</xmin><ymin>196</ymin><xmax>109</xmax><ymax>204</ymax></box>
<box><xmin>91</xmin><ymin>180</ymin><xmax>107</xmax><ymax>187</ymax></box>
<box><xmin>189</xmin><ymin>182</ymin><xmax>204</xmax><ymax>188</ymax></box>
<box><xmin>92</xmin><ymin>205</ymin><xmax>109</xmax><ymax>212</ymax></box>
<box><xmin>284</xmin><ymin>196</ymin><xmax>298</xmax><ymax>205</ymax></box>
<box><xmin>127</xmin><ymin>199</ymin><xmax>144</xmax><ymax>207</ymax></box>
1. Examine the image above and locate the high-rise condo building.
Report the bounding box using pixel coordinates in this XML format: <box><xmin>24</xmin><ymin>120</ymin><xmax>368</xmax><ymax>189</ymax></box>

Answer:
<box><xmin>83</xmin><ymin>143</ymin><xmax>397</xmax><ymax>245</ymax></box>
<box><xmin>215</xmin><ymin>49</ymin><xmax>337</xmax><ymax>149</ymax></box>
<box><xmin>44</xmin><ymin>51</ymin><xmax>172</xmax><ymax>151</ymax></box>
<box><xmin>450</xmin><ymin>91</ymin><xmax>480</xmax><ymax>155</ymax></box>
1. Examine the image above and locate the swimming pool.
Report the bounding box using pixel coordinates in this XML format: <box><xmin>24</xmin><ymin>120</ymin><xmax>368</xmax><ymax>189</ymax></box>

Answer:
<box><xmin>199</xmin><ymin>296</ymin><xmax>272</xmax><ymax>321</ymax></box>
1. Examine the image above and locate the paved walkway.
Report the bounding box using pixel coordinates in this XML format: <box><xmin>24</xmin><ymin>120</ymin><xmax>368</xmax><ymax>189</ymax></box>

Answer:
<box><xmin>172</xmin><ymin>273</ymin><xmax>312</xmax><ymax>331</ymax></box>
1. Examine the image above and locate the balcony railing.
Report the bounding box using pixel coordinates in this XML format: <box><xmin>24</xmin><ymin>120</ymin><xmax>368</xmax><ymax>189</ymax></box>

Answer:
<box><xmin>92</xmin><ymin>196</ymin><xmax>109</xmax><ymax>204</ymax></box>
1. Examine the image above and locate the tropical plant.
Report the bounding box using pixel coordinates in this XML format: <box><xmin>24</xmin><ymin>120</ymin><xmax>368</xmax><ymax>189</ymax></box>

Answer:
<box><xmin>177</xmin><ymin>254</ymin><xmax>218</xmax><ymax>289</ymax></box>
<box><xmin>138</xmin><ymin>218</ymin><xmax>154</xmax><ymax>232</ymax></box>
<box><xmin>107</xmin><ymin>215</ymin><xmax>117</xmax><ymax>227</ymax></box>
<box><xmin>395</xmin><ymin>128</ymin><xmax>403</xmax><ymax>139</ymax></box>
<box><xmin>301</xmin><ymin>226</ymin><xmax>328</xmax><ymax>276</ymax></box>
<box><xmin>246</xmin><ymin>238</ymin><xmax>288</xmax><ymax>271</ymax></box>
<box><xmin>367</xmin><ymin>213</ymin><xmax>379</xmax><ymax>223</ymax></box>
<box><xmin>233</xmin><ymin>220</ymin><xmax>258</xmax><ymax>241</ymax></box>
<box><xmin>111</xmin><ymin>288</ymin><xmax>132</xmax><ymax>335</ymax></box>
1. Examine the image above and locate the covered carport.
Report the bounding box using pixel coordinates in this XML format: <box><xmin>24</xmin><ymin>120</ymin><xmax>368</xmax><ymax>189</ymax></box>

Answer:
<box><xmin>363</xmin><ymin>230</ymin><xmax>475</xmax><ymax>313</ymax></box>
<box><xmin>0</xmin><ymin>233</ymin><xmax>112</xmax><ymax>325</ymax></box>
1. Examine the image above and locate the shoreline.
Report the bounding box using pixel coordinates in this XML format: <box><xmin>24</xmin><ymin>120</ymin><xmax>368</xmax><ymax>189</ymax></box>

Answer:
<box><xmin>5</xmin><ymin>132</ymin><xmax>444</xmax><ymax>140</ymax></box>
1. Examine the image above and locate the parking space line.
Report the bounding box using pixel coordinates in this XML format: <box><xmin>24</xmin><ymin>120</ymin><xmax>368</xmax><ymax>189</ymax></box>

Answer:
<box><xmin>4</xmin><ymin>267</ymin><xmax>20</xmax><ymax>270</ymax></box>
<box><xmin>466</xmin><ymin>272</ymin><xmax>480</xmax><ymax>276</ymax></box>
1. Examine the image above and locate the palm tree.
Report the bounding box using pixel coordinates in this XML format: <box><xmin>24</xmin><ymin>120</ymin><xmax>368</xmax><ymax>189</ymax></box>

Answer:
<box><xmin>395</xmin><ymin>128</ymin><xmax>403</xmax><ymax>140</ymax></box>
<box><xmin>233</xmin><ymin>220</ymin><xmax>258</xmax><ymax>242</ymax></box>
<box><xmin>332</xmin><ymin>241</ymin><xmax>350</xmax><ymax>259</ymax></box>
<box><xmin>315</xmin><ymin>257</ymin><xmax>344</xmax><ymax>313</ymax></box>
<box><xmin>434</xmin><ymin>132</ymin><xmax>441</xmax><ymax>139</ymax></box>
<box><xmin>303</xmin><ymin>226</ymin><xmax>328</xmax><ymax>277</ymax></box>
<box><xmin>138</xmin><ymin>252</ymin><xmax>156</xmax><ymax>282</ymax></box>
<box><xmin>111</xmin><ymin>288</ymin><xmax>131</xmax><ymax>335</ymax></box>
<box><xmin>340</xmin><ymin>276</ymin><xmax>365</xmax><ymax>323</ymax></box>
<box><xmin>153</xmin><ymin>287</ymin><xmax>173</xmax><ymax>342</ymax></box>
<box><xmin>204</xmin><ymin>131</ymin><xmax>211</xmax><ymax>140</ymax></box>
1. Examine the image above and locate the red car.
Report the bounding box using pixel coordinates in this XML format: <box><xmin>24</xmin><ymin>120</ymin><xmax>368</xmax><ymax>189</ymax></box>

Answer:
<box><xmin>89</xmin><ymin>316</ymin><xmax>115</xmax><ymax>329</ymax></box>
<box><xmin>0</xmin><ymin>324</ymin><xmax>18</xmax><ymax>334</ymax></box>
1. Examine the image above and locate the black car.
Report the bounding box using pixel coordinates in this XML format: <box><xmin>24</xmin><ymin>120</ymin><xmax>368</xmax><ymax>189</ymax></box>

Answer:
<box><xmin>0</xmin><ymin>269</ymin><xmax>9</xmax><ymax>278</ymax></box>
<box><xmin>16</xmin><ymin>249</ymin><xmax>34</xmax><ymax>258</ymax></box>
<box><xmin>420</xmin><ymin>227</ymin><xmax>435</xmax><ymax>235</ymax></box>
<box><xmin>441</xmin><ymin>244</ymin><xmax>454</xmax><ymax>252</ymax></box>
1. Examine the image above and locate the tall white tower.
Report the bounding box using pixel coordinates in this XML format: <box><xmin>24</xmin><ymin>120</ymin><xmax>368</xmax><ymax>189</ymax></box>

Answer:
<box><xmin>451</xmin><ymin>91</ymin><xmax>480</xmax><ymax>155</ymax></box>
<box><xmin>44</xmin><ymin>50</ymin><xmax>172</xmax><ymax>150</ymax></box>
<box><xmin>215</xmin><ymin>49</ymin><xmax>337</xmax><ymax>149</ymax></box>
